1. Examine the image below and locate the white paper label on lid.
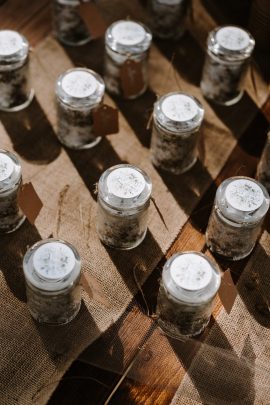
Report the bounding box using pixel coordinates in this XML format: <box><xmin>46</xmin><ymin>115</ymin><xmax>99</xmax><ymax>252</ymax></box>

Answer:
<box><xmin>111</xmin><ymin>21</ymin><xmax>146</xmax><ymax>46</ymax></box>
<box><xmin>62</xmin><ymin>70</ymin><xmax>97</xmax><ymax>98</ymax></box>
<box><xmin>216</xmin><ymin>27</ymin><xmax>250</xmax><ymax>51</ymax></box>
<box><xmin>0</xmin><ymin>154</ymin><xmax>14</xmax><ymax>182</ymax></box>
<box><xmin>107</xmin><ymin>167</ymin><xmax>145</xmax><ymax>199</ymax></box>
<box><xmin>161</xmin><ymin>94</ymin><xmax>198</xmax><ymax>122</ymax></box>
<box><xmin>170</xmin><ymin>253</ymin><xmax>212</xmax><ymax>291</ymax></box>
<box><xmin>33</xmin><ymin>242</ymin><xmax>75</xmax><ymax>281</ymax></box>
<box><xmin>225</xmin><ymin>179</ymin><xmax>264</xmax><ymax>212</ymax></box>
<box><xmin>0</xmin><ymin>30</ymin><xmax>24</xmax><ymax>56</ymax></box>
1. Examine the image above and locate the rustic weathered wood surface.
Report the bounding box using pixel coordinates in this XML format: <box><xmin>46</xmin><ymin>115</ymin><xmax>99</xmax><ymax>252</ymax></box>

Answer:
<box><xmin>0</xmin><ymin>0</ymin><xmax>269</xmax><ymax>404</ymax></box>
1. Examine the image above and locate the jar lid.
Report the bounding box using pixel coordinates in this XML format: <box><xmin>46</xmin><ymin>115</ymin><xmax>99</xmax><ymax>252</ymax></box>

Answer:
<box><xmin>0</xmin><ymin>30</ymin><xmax>29</xmax><ymax>64</ymax></box>
<box><xmin>163</xmin><ymin>252</ymin><xmax>221</xmax><ymax>304</ymax></box>
<box><xmin>154</xmin><ymin>92</ymin><xmax>204</xmax><ymax>133</ymax></box>
<box><xmin>56</xmin><ymin>68</ymin><xmax>105</xmax><ymax>108</ymax></box>
<box><xmin>0</xmin><ymin>149</ymin><xmax>22</xmax><ymax>193</ymax></box>
<box><xmin>105</xmin><ymin>20</ymin><xmax>152</xmax><ymax>55</ymax></box>
<box><xmin>216</xmin><ymin>177</ymin><xmax>270</xmax><ymax>224</ymax></box>
<box><xmin>23</xmin><ymin>239</ymin><xmax>81</xmax><ymax>292</ymax></box>
<box><xmin>98</xmin><ymin>164</ymin><xmax>152</xmax><ymax>210</ymax></box>
<box><xmin>208</xmin><ymin>26</ymin><xmax>255</xmax><ymax>61</ymax></box>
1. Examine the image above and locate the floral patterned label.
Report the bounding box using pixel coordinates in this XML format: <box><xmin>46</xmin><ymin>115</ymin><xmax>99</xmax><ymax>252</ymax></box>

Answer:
<box><xmin>107</xmin><ymin>167</ymin><xmax>145</xmax><ymax>199</ymax></box>
<box><xmin>170</xmin><ymin>254</ymin><xmax>212</xmax><ymax>291</ymax></box>
<box><xmin>0</xmin><ymin>30</ymin><xmax>23</xmax><ymax>56</ymax></box>
<box><xmin>0</xmin><ymin>153</ymin><xmax>14</xmax><ymax>182</ymax></box>
<box><xmin>225</xmin><ymin>179</ymin><xmax>264</xmax><ymax>212</ymax></box>
<box><xmin>62</xmin><ymin>70</ymin><xmax>97</xmax><ymax>98</ymax></box>
<box><xmin>216</xmin><ymin>27</ymin><xmax>250</xmax><ymax>51</ymax></box>
<box><xmin>111</xmin><ymin>21</ymin><xmax>145</xmax><ymax>46</ymax></box>
<box><xmin>161</xmin><ymin>94</ymin><xmax>198</xmax><ymax>122</ymax></box>
<box><xmin>33</xmin><ymin>242</ymin><xmax>75</xmax><ymax>281</ymax></box>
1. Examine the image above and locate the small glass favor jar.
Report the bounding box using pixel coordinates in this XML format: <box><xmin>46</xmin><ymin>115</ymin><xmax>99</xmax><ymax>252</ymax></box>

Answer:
<box><xmin>257</xmin><ymin>132</ymin><xmax>270</xmax><ymax>193</ymax></box>
<box><xmin>150</xmin><ymin>92</ymin><xmax>204</xmax><ymax>174</ymax></box>
<box><xmin>56</xmin><ymin>67</ymin><xmax>105</xmax><ymax>149</ymax></box>
<box><xmin>200</xmin><ymin>26</ymin><xmax>255</xmax><ymax>106</ymax></box>
<box><xmin>148</xmin><ymin>0</ymin><xmax>190</xmax><ymax>40</ymax></box>
<box><xmin>23</xmin><ymin>239</ymin><xmax>82</xmax><ymax>325</ymax></box>
<box><xmin>96</xmin><ymin>164</ymin><xmax>152</xmax><ymax>249</ymax></box>
<box><xmin>104</xmin><ymin>20</ymin><xmax>152</xmax><ymax>98</ymax></box>
<box><xmin>52</xmin><ymin>0</ymin><xmax>91</xmax><ymax>46</ymax></box>
<box><xmin>0</xmin><ymin>149</ymin><xmax>25</xmax><ymax>233</ymax></box>
<box><xmin>206</xmin><ymin>177</ymin><xmax>270</xmax><ymax>261</ymax></box>
<box><xmin>0</xmin><ymin>30</ymin><xmax>33</xmax><ymax>111</ymax></box>
<box><xmin>157</xmin><ymin>252</ymin><xmax>221</xmax><ymax>338</ymax></box>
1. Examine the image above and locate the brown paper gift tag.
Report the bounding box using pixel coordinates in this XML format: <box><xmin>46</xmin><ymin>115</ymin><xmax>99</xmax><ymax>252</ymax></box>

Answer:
<box><xmin>18</xmin><ymin>182</ymin><xmax>43</xmax><ymax>225</ymax></box>
<box><xmin>81</xmin><ymin>272</ymin><xmax>110</xmax><ymax>309</ymax></box>
<box><xmin>79</xmin><ymin>1</ymin><xmax>107</xmax><ymax>39</ymax></box>
<box><xmin>92</xmin><ymin>104</ymin><xmax>119</xmax><ymax>137</ymax></box>
<box><xmin>218</xmin><ymin>270</ymin><xmax>238</xmax><ymax>314</ymax></box>
<box><xmin>120</xmin><ymin>59</ymin><xmax>145</xmax><ymax>98</ymax></box>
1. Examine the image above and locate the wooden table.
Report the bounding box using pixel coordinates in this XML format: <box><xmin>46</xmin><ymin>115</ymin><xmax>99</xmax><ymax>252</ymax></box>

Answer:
<box><xmin>1</xmin><ymin>1</ymin><xmax>269</xmax><ymax>404</ymax></box>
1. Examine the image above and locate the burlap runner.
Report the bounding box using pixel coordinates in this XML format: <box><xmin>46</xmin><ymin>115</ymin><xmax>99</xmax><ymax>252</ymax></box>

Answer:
<box><xmin>170</xmin><ymin>231</ymin><xmax>270</xmax><ymax>405</ymax></box>
<box><xmin>0</xmin><ymin>1</ymin><xmax>268</xmax><ymax>403</ymax></box>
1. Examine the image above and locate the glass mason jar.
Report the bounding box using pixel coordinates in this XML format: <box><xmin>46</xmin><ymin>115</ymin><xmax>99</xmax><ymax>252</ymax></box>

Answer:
<box><xmin>0</xmin><ymin>30</ymin><xmax>34</xmax><ymax>111</ymax></box>
<box><xmin>206</xmin><ymin>177</ymin><xmax>270</xmax><ymax>261</ymax></box>
<box><xmin>23</xmin><ymin>239</ymin><xmax>82</xmax><ymax>325</ymax></box>
<box><xmin>157</xmin><ymin>252</ymin><xmax>221</xmax><ymax>338</ymax></box>
<box><xmin>56</xmin><ymin>67</ymin><xmax>105</xmax><ymax>149</ymax></box>
<box><xmin>200</xmin><ymin>26</ymin><xmax>255</xmax><ymax>106</ymax></box>
<box><xmin>150</xmin><ymin>92</ymin><xmax>204</xmax><ymax>174</ymax></box>
<box><xmin>96</xmin><ymin>164</ymin><xmax>152</xmax><ymax>250</ymax></box>
<box><xmin>0</xmin><ymin>149</ymin><xmax>25</xmax><ymax>233</ymax></box>
<box><xmin>147</xmin><ymin>0</ymin><xmax>190</xmax><ymax>40</ymax></box>
<box><xmin>104</xmin><ymin>20</ymin><xmax>152</xmax><ymax>98</ymax></box>
<box><xmin>52</xmin><ymin>0</ymin><xmax>91</xmax><ymax>46</ymax></box>
<box><xmin>257</xmin><ymin>131</ymin><xmax>270</xmax><ymax>193</ymax></box>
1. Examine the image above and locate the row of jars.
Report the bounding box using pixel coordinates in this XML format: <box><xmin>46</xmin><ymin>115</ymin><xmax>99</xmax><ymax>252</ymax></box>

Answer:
<box><xmin>1</xmin><ymin>148</ymin><xmax>269</xmax><ymax>334</ymax></box>
<box><xmin>0</xmin><ymin>19</ymin><xmax>256</xmax><ymax>111</ymax></box>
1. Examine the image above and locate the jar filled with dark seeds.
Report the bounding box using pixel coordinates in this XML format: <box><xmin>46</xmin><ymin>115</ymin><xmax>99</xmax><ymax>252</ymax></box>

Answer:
<box><xmin>147</xmin><ymin>0</ymin><xmax>190</xmax><ymax>40</ymax></box>
<box><xmin>23</xmin><ymin>239</ymin><xmax>82</xmax><ymax>325</ymax></box>
<box><xmin>157</xmin><ymin>252</ymin><xmax>221</xmax><ymax>338</ymax></box>
<box><xmin>96</xmin><ymin>164</ymin><xmax>152</xmax><ymax>250</ymax></box>
<box><xmin>150</xmin><ymin>92</ymin><xmax>204</xmax><ymax>174</ymax></box>
<box><xmin>257</xmin><ymin>132</ymin><xmax>270</xmax><ymax>193</ymax></box>
<box><xmin>200</xmin><ymin>26</ymin><xmax>255</xmax><ymax>106</ymax></box>
<box><xmin>206</xmin><ymin>177</ymin><xmax>270</xmax><ymax>261</ymax></box>
<box><xmin>56</xmin><ymin>67</ymin><xmax>105</xmax><ymax>149</ymax></box>
<box><xmin>0</xmin><ymin>30</ymin><xmax>34</xmax><ymax>111</ymax></box>
<box><xmin>104</xmin><ymin>20</ymin><xmax>152</xmax><ymax>98</ymax></box>
<box><xmin>52</xmin><ymin>0</ymin><xmax>91</xmax><ymax>46</ymax></box>
<box><xmin>0</xmin><ymin>149</ymin><xmax>25</xmax><ymax>233</ymax></box>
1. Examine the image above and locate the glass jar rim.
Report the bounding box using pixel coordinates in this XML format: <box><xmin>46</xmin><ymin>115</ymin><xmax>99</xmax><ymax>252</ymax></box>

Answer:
<box><xmin>207</xmin><ymin>25</ymin><xmax>255</xmax><ymax>62</ymax></box>
<box><xmin>56</xmin><ymin>67</ymin><xmax>105</xmax><ymax>108</ymax></box>
<box><xmin>0</xmin><ymin>30</ymin><xmax>29</xmax><ymax>65</ymax></box>
<box><xmin>153</xmin><ymin>91</ymin><xmax>204</xmax><ymax>134</ymax></box>
<box><xmin>105</xmin><ymin>20</ymin><xmax>152</xmax><ymax>55</ymax></box>
<box><xmin>98</xmin><ymin>164</ymin><xmax>152</xmax><ymax>211</ymax></box>
<box><xmin>162</xmin><ymin>251</ymin><xmax>221</xmax><ymax>304</ymax></box>
<box><xmin>0</xmin><ymin>149</ymin><xmax>22</xmax><ymax>194</ymax></box>
<box><xmin>216</xmin><ymin>176</ymin><xmax>270</xmax><ymax>224</ymax></box>
<box><xmin>23</xmin><ymin>238</ymin><xmax>81</xmax><ymax>292</ymax></box>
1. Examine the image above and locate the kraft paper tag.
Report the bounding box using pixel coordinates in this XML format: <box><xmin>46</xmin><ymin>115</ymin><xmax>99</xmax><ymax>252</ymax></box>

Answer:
<box><xmin>79</xmin><ymin>1</ymin><xmax>107</xmax><ymax>39</ymax></box>
<box><xmin>120</xmin><ymin>59</ymin><xmax>145</xmax><ymax>98</ymax></box>
<box><xmin>18</xmin><ymin>182</ymin><xmax>43</xmax><ymax>225</ymax></box>
<box><xmin>92</xmin><ymin>104</ymin><xmax>119</xmax><ymax>137</ymax></box>
<box><xmin>81</xmin><ymin>272</ymin><xmax>110</xmax><ymax>309</ymax></box>
<box><xmin>218</xmin><ymin>270</ymin><xmax>238</xmax><ymax>314</ymax></box>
